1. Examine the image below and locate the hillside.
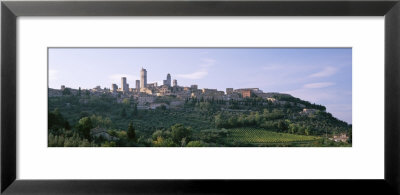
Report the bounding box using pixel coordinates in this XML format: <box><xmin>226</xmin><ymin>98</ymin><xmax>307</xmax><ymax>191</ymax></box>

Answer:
<box><xmin>48</xmin><ymin>89</ymin><xmax>352</xmax><ymax>147</ymax></box>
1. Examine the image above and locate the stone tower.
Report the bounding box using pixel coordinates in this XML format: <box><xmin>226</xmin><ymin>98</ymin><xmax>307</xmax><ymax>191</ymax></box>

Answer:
<box><xmin>121</xmin><ymin>77</ymin><xmax>127</xmax><ymax>92</ymax></box>
<box><xmin>135</xmin><ymin>80</ymin><xmax>140</xmax><ymax>92</ymax></box>
<box><xmin>167</xmin><ymin>73</ymin><xmax>171</xmax><ymax>87</ymax></box>
<box><xmin>140</xmin><ymin>68</ymin><xmax>147</xmax><ymax>89</ymax></box>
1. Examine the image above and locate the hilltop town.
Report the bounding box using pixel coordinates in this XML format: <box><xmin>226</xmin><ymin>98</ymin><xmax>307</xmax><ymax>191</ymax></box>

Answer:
<box><xmin>49</xmin><ymin>67</ymin><xmax>312</xmax><ymax>111</ymax></box>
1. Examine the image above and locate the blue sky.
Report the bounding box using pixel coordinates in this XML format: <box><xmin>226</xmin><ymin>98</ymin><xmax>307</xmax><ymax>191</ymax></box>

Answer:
<box><xmin>48</xmin><ymin>48</ymin><xmax>352</xmax><ymax>124</ymax></box>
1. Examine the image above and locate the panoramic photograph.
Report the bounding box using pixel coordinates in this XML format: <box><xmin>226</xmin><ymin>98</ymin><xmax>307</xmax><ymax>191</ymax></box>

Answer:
<box><xmin>48</xmin><ymin>48</ymin><xmax>352</xmax><ymax>147</ymax></box>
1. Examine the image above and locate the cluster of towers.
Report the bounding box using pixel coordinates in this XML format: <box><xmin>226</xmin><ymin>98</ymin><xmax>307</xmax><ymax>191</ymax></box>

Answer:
<box><xmin>111</xmin><ymin>67</ymin><xmax>177</xmax><ymax>93</ymax></box>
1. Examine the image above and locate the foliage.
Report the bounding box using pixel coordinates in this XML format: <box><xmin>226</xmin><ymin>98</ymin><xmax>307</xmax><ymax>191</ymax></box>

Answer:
<box><xmin>120</xmin><ymin>107</ymin><xmax>127</xmax><ymax>117</ymax></box>
<box><xmin>122</xmin><ymin>98</ymin><xmax>130</xmax><ymax>105</ymax></box>
<box><xmin>49</xmin><ymin>132</ymin><xmax>96</xmax><ymax>147</ymax></box>
<box><xmin>152</xmin><ymin>130</ymin><xmax>164</xmax><ymax>140</ymax></box>
<box><xmin>186</xmin><ymin>141</ymin><xmax>205</xmax><ymax>147</ymax></box>
<box><xmin>48</xmin><ymin>108</ymin><xmax>70</xmax><ymax>130</ymax></box>
<box><xmin>171</xmin><ymin>124</ymin><xmax>192</xmax><ymax>145</ymax></box>
<box><xmin>152</xmin><ymin>136</ymin><xmax>176</xmax><ymax>147</ymax></box>
<box><xmin>62</xmin><ymin>88</ymin><xmax>71</xmax><ymax>95</ymax></box>
<box><xmin>273</xmin><ymin>94</ymin><xmax>326</xmax><ymax>111</ymax></box>
<box><xmin>48</xmin><ymin>92</ymin><xmax>351</xmax><ymax>147</ymax></box>
<box><xmin>76</xmin><ymin>117</ymin><xmax>93</xmax><ymax>140</ymax></box>
<box><xmin>127</xmin><ymin>121</ymin><xmax>136</xmax><ymax>140</ymax></box>
<box><xmin>101</xmin><ymin>141</ymin><xmax>116</xmax><ymax>147</ymax></box>
<box><xmin>132</xmin><ymin>103</ymin><xmax>138</xmax><ymax>116</ymax></box>
<box><xmin>347</xmin><ymin>127</ymin><xmax>352</xmax><ymax>144</ymax></box>
<box><xmin>90</xmin><ymin>115</ymin><xmax>112</xmax><ymax>128</ymax></box>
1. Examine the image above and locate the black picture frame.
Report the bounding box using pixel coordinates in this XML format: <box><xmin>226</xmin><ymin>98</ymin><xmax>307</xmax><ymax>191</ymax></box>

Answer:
<box><xmin>1</xmin><ymin>0</ymin><xmax>399</xmax><ymax>194</ymax></box>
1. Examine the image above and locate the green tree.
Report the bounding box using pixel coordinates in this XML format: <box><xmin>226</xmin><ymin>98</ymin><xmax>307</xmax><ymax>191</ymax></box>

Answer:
<box><xmin>101</xmin><ymin>141</ymin><xmax>116</xmax><ymax>147</ymax></box>
<box><xmin>186</xmin><ymin>141</ymin><xmax>204</xmax><ymax>147</ymax></box>
<box><xmin>76</xmin><ymin>117</ymin><xmax>93</xmax><ymax>140</ymax></box>
<box><xmin>347</xmin><ymin>128</ymin><xmax>352</xmax><ymax>144</ymax></box>
<box><xmin>197</xmin><ymin>102</ymin><xmax>212</xmax><ymax>113</ymax></box>
<box><xmin>277</xmin><ymin>120</ymin><xmax>288</xmax><ymax>132</ymax></box>
<box><xmin>152</xmin><ymin>136</ymin><xmax>176</xmax><ymax>147</ymax></box>
<box><xmin>122</xmin><ymin>98</ymin><xmax>130</xmax><ymax>106</ymax></box>
<box><xmin>305</xmin><ymin>127</ymin><xmax>311</xmax><ymax>136</ymax></box>
<box><xmin>152</xmin><ymin>130</ymin><xmax>164</xmax><ymax>140</ymax></box>
<box><xmin>160</xmin><ymin>104</ymin><xmax>167</xmax><ymax>111</ymax></box>
<box><xmin>127</xmin><ymin>121</ymin><xmax>136</xmax><ymax>140</ymax></box>
<box><xmin>288</xmin><ymin>124</ymin><xmax>297</xmax><ymax>134</ymax></box>
<box><xmin>90</xmin><ymin>115</ymin><xmax>112</xmax><ymax>128</ymax></box>
<box><xmin>171</xmin><ymin>124</ymin><xmax>191</xmax><ymax>145</ymax></box>
<box><xmin>48</xmin><ymin>108</ymin><xmax>66</xmax><ymax>130</ymax></box>
<box><xmin>64</xmin><ymin>121</ymin><xmax>71</xmax><ymax>130</ymax></box>
<box><xmin>228</xmin><ymin>116</ymin><xmax>237</xmax><ymax>128</ymax></box>
<box><xmin>214</xmin><ymin>114</ymin><xmax>223</xmax><ymax>128</ymax></box>
<box><xmin>132</xmin><ymin>103</ymin><xmax>138</xmax><ymax>116</ymax></box>
<box><xmin>79</xmin><ymin>111</ymin><xmax>89</xmax><ymax>119</ymax></box>
<box><xmin>62</xmin><ymin>88</ymin><xmax>71</xmax><ymax>95</ymax></box>
<box><xmin>120</xmin><ymin>107</ymin><xmax>127</xmax><ymax>117</ymax></box>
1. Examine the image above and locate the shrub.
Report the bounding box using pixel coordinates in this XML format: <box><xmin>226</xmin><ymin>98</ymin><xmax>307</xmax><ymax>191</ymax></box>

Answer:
<box><xmin>186</xmin><ymin>141</ymin><xmax>204</xmax><ymax>147</ymax></box>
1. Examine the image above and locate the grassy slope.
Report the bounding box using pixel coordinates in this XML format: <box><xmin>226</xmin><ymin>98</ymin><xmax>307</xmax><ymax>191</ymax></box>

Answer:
<box><xmin>48</xmin><ymin>95</ymin><xmax>351</xmax><ymax>147</ymax></box>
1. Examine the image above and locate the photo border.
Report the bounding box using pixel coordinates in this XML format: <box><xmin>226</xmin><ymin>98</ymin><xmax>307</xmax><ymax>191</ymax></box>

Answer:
<box><xmin>2</xmin><ymin>0</ymin><xmax>399</xmax><ymax>194</ymax></box>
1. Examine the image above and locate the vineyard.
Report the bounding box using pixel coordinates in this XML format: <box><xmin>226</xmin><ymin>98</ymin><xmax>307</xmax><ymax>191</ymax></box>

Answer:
<box><xmin>225</xmin><ymin>128</ymin><xmax>321</xmax><ymax>144</ymax></box>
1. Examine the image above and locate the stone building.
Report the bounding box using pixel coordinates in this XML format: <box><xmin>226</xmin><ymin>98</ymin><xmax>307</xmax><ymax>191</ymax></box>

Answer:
<box><xmin>140</xmin><ymin>88</ymin><xmax>153</xmax><ymax>95</ymax></box>
<box><xmin>121</xmin><ymin>77</ymin><xmax>128</xmax><ymax>92</ymax></box>
<box><xmin>138</xmin><ymin>95</ymin><xmax>156</xmax><ymax>105</ymax></box>
<box><xmin>191</xmin><ymin>85</ymin><xmax>198</xmax><ymax>90</ymax></box>
<box><xmin>135</xmin><ymin>80</ymin><xmax>140</xmax><ymax>92</ymax></box>
<box><xmin>330</xmin><ymin>134</ymin><xmax>348</xmax><ymax>142</ymax></box>
<box><xmin>158</xmin><ymin>85</ymin><xmax>171</xmax><ymax>96</ymax></box>
<box><xmin>147</xmin><ymin>82</ymin><xmax>158</xmax><ymax>88</ymax></box>
<box><xmin>111</xmin><ymin>84</ymin><xmax>118</xmax><ymax>92</ymax></box>
<box><xmin>140</xmin><ymin>67</ymin><xmax>147</xmax><ymax>88</ymax></box>
<box><xmin>162</xmin><ymin>73</ymin><xmax>171</xmax><ymax>87</ymax></box>
<box><xmin>226</xmin><ymin>88</ymin><xmax>233</xmax><ymax>95</ymax></box>
<box><xmin>241</xmin><ymin>89</ymin><xmax>252</xmax><ymax>98</ymax></box>
<box><xmin>300</xmin><ymin>108</ymin><xmax>318</xmax><ymax>115</ymax></box>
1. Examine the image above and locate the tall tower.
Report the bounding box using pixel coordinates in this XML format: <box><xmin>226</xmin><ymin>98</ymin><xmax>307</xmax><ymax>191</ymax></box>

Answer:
<box><xmin>173</xmin><ymin>79</ymin><xmax>177</xmax><ymax>87</ymax></box>
<box><xmin>167</xmin><ymin>73</ymin><xmax>171</xmax><ymax>87</ymax></box>
<box><xmin>111</xmin><ymin>84</ymin><xmax>118</xmax><ymax>92</ymax></box>
<box><xmin>135</xmin><ymin>80</ymin><xmax>140</xmax><ymax>92</ymax></box>
<box><xmin>121</xmin><ymin>77</ymin><xmax>127</xmax><ymax>92</ymax></box>
<box><xmin>140</xmin><ymin>68</ymin><xmax>147</xmax><ymax>89</ymax></box>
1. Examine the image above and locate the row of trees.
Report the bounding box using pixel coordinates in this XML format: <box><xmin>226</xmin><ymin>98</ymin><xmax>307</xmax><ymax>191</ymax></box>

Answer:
<box><xmin>214</xmin><ymin>109</ymin><xmax>285</xmax><ymax>129</ymax></box>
